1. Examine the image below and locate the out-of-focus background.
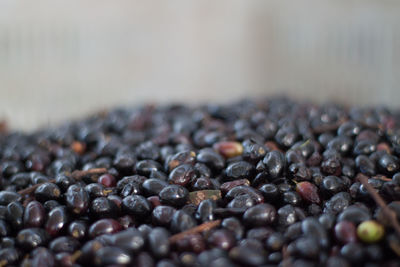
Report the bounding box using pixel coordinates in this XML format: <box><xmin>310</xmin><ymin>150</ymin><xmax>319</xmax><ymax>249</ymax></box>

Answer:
<box><xmin>0</xmin><ymin>0</ymin><xmax>399</xmax><ymax>130</ymax></box>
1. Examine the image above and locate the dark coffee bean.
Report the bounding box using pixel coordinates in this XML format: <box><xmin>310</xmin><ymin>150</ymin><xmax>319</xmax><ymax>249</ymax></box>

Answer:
<box><xmin>142</xmin><ymin>178</ymin><xmax>169</xmax><ymax>196</ymax></box>
<box><xmin>34</xmin><ymin>183</ymin><xmax>61</xmax><ymax>202</ymax></box>
<box><xmin>266</xmin><ymin>232</ymin><xmax>284</xmax><ymax>251</ymax></box>
<box><xmin>167</xmin><ymin>150</ymin><xmax>196</xmax><ymax>171</ymax></box>
<box><xmin>168</xmin><ymin>164</ymin><xmax>196</xmax><ymax>186</ymax></box>
<box><xmin>68</xmin><ymin>220</ymin><xmax>87</xmax><ymax>240</ymax></box>
<box><xmin>49</xmin><ymin>236</ymin><xmax>80</xmax><ymax>253</ymax></box>
<box><xmin>110</xmin><ymin>228</ymin><xmax>145</xmax><ymax>253</ymax></box>
<box><xmin>0</xmin><ymin>191</ymin><xmax>21</xmax><ymax>206</ymax></box>
<box><xmin>275</xmin><ymin>125</ymin><xmax>299</xmax><ymax>148</ymax></box>
<box><xmin>340</xmin><ymin>242</ymin><xmax>365</xmax><ymax>263</ymax></box>
<box><xmin>365</xmin><ymin>244</ymin><xmax>383</xmax><ymax>261</ymax></box>
<box><xmin>10</xmin><ymin>173</ymin><xmax>31</xmax><ymax>189</ymax></box>
<box><xmin>149</xmin><ymin>227</ymin><xmax>170</xmax><ymax>258</ymax></box>
<box><xmin>355</xmin><ymin>155</ymin><xmax>376</xmax><ymax>176</ymax></box>
<box><xmin>208</xmin><ymin>229</ymin><xmax>236</xmax><ymax>250</ymax></box>
<box><xmin>158</xmin><ymin>259</ymin><xmax>177</xmax><ymax>267</ymax></box>
<box><xmin>278</xmin><ymin>204</ymin><xmax>297</xmax><ymax>226</ymax></box>
<box><xmin>65</xmin><ymin>184</ymin><xmax>90</xmax><ymax>215</ymax></box>
<box><xmin>85</xmin><ymin>183</ymin><xmax>107</xmax><ymax>198</ymax></box>
<box><xmin>225</xmin><ymin>161</ymin><xmax>255</xmax><ymax>181</ymax></box>
<box><xmin>334</xmin><ymin>221</ymin><xmax>357</xmax><ymax>244</ymax></box>
<box><xmin>243</xmin><ymin>203</ymin><xmax>276</xmax><ymax>226</ymax></box>
<box><xmin>159</xmin><ymin>185</ymin><xmax>189</xmax><ymax>207</ymax></box>
<box><xmin>197</xmin><ymin>148</ymin><xmax>225</xmax><ymax>171</ymax></box>
<box><xmin>55</xmin><ymin>174</ymin><xmax>75</xmax><ymax>192</ymax></box>
<box><xmin>246</xmin><ymin>227</ymin><xmax>273</xmax><ymax>241</ymax></box>
<box><xmin>354</xmin><ymin>140</ymin><xmax>376</xmax><ymax>155</ymax></box>
<box><xmin>242</xmin><ymin>141</ymin><xmax>267</xmax><ymax>163</ymax></box>
<box><xmin>286</xmin><ymin>150</ymin><xmax>305</xmax><ymax>165</ymax></box>
<box><xmin>89</xmin><ymin>219</ymin><xmax>122</xmax><ymax>238</ymax></box>
<box><xmin>136</xmin><ymin>141</ymin><xmax>160</xmax><ymax>161</ymax></box>
<box><xmin>259</xmin><ymin>183</ymin><xmax>279</xmax><ymax>203</ymax></box>
<box><xmin>0</xmin><ymin>247</ymin><xmax>21</xmax><ymax>265</ymax></box>
<box><xmin>6</xmin><ymin>201</ymin><xmax>24</xmax><ymax>230</ymax></box>
<box><xmin>94</xmin><ymin>246</ymin><xmax>131</xmax><ymax>266</ymax></box>
<box><xmin>192</xmin><ymin>177</ymin><xmax>213</xmax><ymax>191</ymax></box>
<box><xmin>324</xmin><ymin>192</ymin><xmax>351</xmax><ymax>214</ymax></box>
<box><xmin>282</xmin><ymin>191</ymin><xmax>302</xmax><ymax>206</ymax></box>
<box><xmin>263</xmin><ymin>151</ymin><xmax>285</xmax><ymax>179</ymax></box>
<box><xmin>176</xmin><ymin>233</ymin><xmax>205</xmax><ymax>253</ymax></box>
<box><xmin>288</xmin><ymin>163</ymin><xmax>311</xmax><ymax>181</ymax></box>
<box><xmin>321</xmin><ymin>176</ymin><xmax>345</xmax><ymax>196</ymax></box>
<box><xmin>32</xmin><ymin>247</ymin><xmax>55</xmax><ymax>267</ymax></box>
<box><xmin>171</xmin><ymin>210</ymin><xmax>197</xmax><ymax>233</ymax></box>
<box><xmin>229</xmin><ymin>244</ymin><xmax>267</xmax><ymax>266</ymax></box>
<box><xmin>378</xmin><ymin>154</ymin><xmax>399</xmax><ymax>174</ymax></box>
<box><xmin>338</xmin><ymin>121</ymin><xmax>360</xmax><ymax>137</ymax></box>
<box><xmin>221</xmin><ymin>217</ymin><xmax>244</xmax><ymax>240</ymax></box>
<box><xmin>0</xmin><ymin>220</ymin><xmax>10</xmax><ymax>237</ymax></box>
<box><xmin>302</xmin><ymin>217</ymin><xmax>329</xmax><ymax>248</ymax></box>
<box><xmin>23</xmin><ymin>200</ymin><xmax>45</xmax><ymax>228</ymax></box>
<box><xmin>319</xmin><ymin>213</ymin><xmax>336</xmax><ymax>230</ymax></box>
<box><xmin>287</xmin><ymin>237</ymin><xmax>319</xmax><ymax>259</ymax></box>
<box><xmin>152</xmin><ymin>205</ymin><xmax>176</xmax><ymax>226</ymax></box>
<box><xmin>220</xmin><ymin>179</ymin><xmax>250</xmax><ymax>194</ymax></box>
<box><xmin>138</xmin><ymin>224</ymin><xmax>153</xmax><ymax>239</ymax></box>
<box><xmin>90</xmin><ymin>197</ymin><xmax>119</xmax><ymax>219</ymax></box>
<box><xmin>227</xmin><ymin>194</ymin><xmax>255</xmax><ymax>209</ymax></box>
<box><xmin>16</xmin><ymin>228</ymin><xmax>49</xmax><ymax>251</ymax></box>
<box><xmin>337</xmin><ymin>206</ymin><xmax>371</xmax><ymax>224</ymax></box>
<box><xmin>136</xmin><ymin>160</ymin><xmax>163</xmax><ymax>176</ymax></box>
<box><xmin>321</xmin><ymin>157</ymin><xmax>342</xmax><ymax>176</ymax></box>
<box><xmin>45</xmin><ymin>206</ymin><xmax>69</xmax><ymax>236</ymax></box>
<box><xmin>122</xmin><ymin>195</ymin><xmax>151</xmax><ymax>217</ymax></box>
<box><xmin>196</xmin><ymin>199</ymin><xmax>216</xmax><ymax>222</ymax></box>
<box><xmin>327</xmin><ymin>136</ymin><xmax>353</xmax><ymax>155</ymax></box>
<box><xmin>117</xmin><ymin>175</ymin><xmax>147</xmax><ymax>190</ymax></box>
<box><xmin>225</xmin><ymin>186</ymin><xmax>264</xmax><ymax>204</ymax></box>
<box><xmin>113</xmin><ymin>152</ymin><xmax>136</xmax><ymax>174</ymax></box>
<box><xmin>118</xmin><ymin>214</ymin><xmax>136</xmax><ymax>229</ymax></box>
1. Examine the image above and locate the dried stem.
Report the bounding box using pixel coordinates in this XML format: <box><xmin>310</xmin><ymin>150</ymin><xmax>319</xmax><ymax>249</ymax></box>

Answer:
<box><xmin>71</xmin><ymin>168</ymin><xmax>107</xmax><ymax>180</ymax></box>
<box><xmin>282</xmin><ymin>245</ymin><xmax>292</xmax><ymax>267</ymax></box>
<box><xmin>312</xmin><ymin>118</ymin><xmax>347</xmax><ymax>134</ymax></box>
<box><xmin>17</xmin><ymin>168</ymin><xmax>107</xmax><ymax>197</ymax></box>
<box><xmin>17</xmin><ymin>179</ymin><xmax>56</xmax><ymax>196</ymax></box>
<box><xmin>357</xmin><ymin>173</ymin><xmax>400</xmax><ymax>238</ymax></box>
<box><xmin>70</xmin><ymin>250</ymin><xmax>82</xmax><ymax>263</ymax></box>
<box><xmin>169</xmin><ymin>220</ymin><xmax>221</xmax><ymax>244</ymax></box>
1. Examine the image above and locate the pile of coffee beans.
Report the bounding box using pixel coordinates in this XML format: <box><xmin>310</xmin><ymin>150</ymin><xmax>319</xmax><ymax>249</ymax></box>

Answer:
<box><xmin>0</xmin><ymin>97</ymin><xmax>400</xmax><ymax>266</ymax></box>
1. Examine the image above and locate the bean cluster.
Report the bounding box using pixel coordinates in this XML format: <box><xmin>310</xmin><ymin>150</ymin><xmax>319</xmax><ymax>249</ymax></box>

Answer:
<box><xmin>0</xmin><ymin>98</ymin><xmax>400</xmax><ymax>267</ymax></box>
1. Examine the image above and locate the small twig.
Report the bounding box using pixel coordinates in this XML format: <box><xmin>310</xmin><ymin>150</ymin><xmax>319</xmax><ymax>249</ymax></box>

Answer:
<box><xmin>70</xmin><ymin>250</ymin><xmax>82</xmax><ymax>263</ymax></box>
<box><xmin>169</xmin><ymin>220</ymin><xmax>221</xmax><ymax>244</ymax></box>
<box><xmin>71</xmin><ymin>168</ymin><xmax>107</xmax><ymax>180</ymax></box>
<box><xmin>17</xmin><ymin>168</ymin><xmax>107</xmax><ymax>197</ymax></box>
<box><xmin>18</xmin><ymin>179</ymin><xmax>56</xmax><ymax>196</ymax></box>
<box><xmin>357</xmin><ymin>173</ymin><xmax>400</xmax><ymax>238</ymax></box>
<box><xmin>282</xmin><ymin>245</ymin><xmax>292</xmax><ymax>267</ymax></box>
<box><xmin>372</xmin><ymin>175</ymin><xmax>392</xmax><ymax>182</ymax></box>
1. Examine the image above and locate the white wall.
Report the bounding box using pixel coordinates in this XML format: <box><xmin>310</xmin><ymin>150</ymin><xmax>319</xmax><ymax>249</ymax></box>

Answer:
<box><xmin>0</xmin><ymin>0</ymin><xmax>399</xmax><ymax>130</ymax></box>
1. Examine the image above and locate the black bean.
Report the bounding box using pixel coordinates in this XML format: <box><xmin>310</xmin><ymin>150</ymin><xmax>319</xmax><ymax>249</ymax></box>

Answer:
<box><xmin>243</xmin><ymin>203</ymin><xmax>276</xmax><ymax>226</ymax></box>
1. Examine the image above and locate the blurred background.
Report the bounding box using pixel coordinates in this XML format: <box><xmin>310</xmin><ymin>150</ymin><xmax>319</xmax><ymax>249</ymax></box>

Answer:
<box><xmin>0</xmin><ymin>0</ymin><xmax>399</xmax><ymax>131</ymax></box>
